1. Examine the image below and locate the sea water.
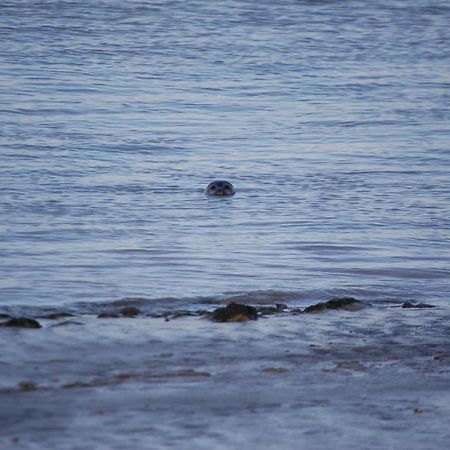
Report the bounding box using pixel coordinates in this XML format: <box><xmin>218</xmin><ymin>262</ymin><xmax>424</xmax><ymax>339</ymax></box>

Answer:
<box><xmin>2</xmin><ymin>3</ymin><xmax>450</xmax><ymax>449</ymax></box>
<box><xmin>1</xmin><ymin>0</ymin><xmax>449</xmax><ymax>312</ymax></box>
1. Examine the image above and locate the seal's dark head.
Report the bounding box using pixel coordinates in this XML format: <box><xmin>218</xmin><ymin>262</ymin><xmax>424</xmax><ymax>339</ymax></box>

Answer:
<box><xmin>205</xmin><ymin>180</ymin><xmax>235</xmax><ymax>197</ymax></box>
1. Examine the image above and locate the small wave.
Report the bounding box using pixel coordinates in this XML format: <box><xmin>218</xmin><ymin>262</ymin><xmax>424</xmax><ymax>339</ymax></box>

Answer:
<box><xmin>202</xmin><ymin>289</ymin><xmax>305</xmax><ymax>305</ymax></box>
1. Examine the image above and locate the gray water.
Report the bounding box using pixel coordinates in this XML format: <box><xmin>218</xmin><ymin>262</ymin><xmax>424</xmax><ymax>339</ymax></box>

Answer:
<box><xmin>1</xmin><ymin>0</ymin><xmax>450</xmax><ymax>311</ymax></box>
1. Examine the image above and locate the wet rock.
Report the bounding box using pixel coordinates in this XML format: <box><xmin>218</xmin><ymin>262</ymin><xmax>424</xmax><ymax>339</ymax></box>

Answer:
<box><xmin>211</xmin><ymin>303</ymin><xmax>258</xmax><ymax>322</ymax></box>
<box><xmin>276</xmin><ymin>303</ymin><xmax>288</xmax><ymax>310</ymax></box>
<box><xmin>45</xmin><ymin>312</ymin><xmax>74</xmax><ymax>320</ymax></box>
<box><xmin>303</xmin><ymin>297</ymin><xmax>367</xmax><ymax>313</ymax></box>
<box><xmin>120</xmin><ymin>306</ymin><xmax>141</xmax><ymax>317</ymax></box>
<box><xmin>172</xmin><ymin>369</ymin><xmax>211</xmax><ymax>378</ymax></box>
<box><xmin>0</xmin><ymin>313</ymin><xmax>11</xmax><ymax>319</ymax></box>
<box><xmin>433</xmin><ymin>354</ymin><xmax>449</xmax><ymax>361</ymax></box>
<box><xmin>262</xmin><ymin>367</ymin><xmax>289</xmax><ymax>374</ymax></box>
<box><xmin>50</xmin><ymin>320</ymin><xmax>84</xmax><ymax>327</ymax></box>
<box><xmin>257</xmin><ymin>306</ymin><xmax>280</xmax><ymax>316</ymax></box>
<box><xmin>402</xmin><ymin>301</ymin><xmax>436</xmax><ymax>309</ymax></box>
<box><xmin>257</xmin><ymin>304</ymin><xmax>288</xmax><ymax>316</ymax></box>
<box><xmin>18</xmin><ymin>381</ymin><xmax>39</xmax><ymax>391</ymax></box>
<box><xmin>97</xmin><ymin>312</ymin><xmax>120</xmax><ymax>318</ymax></box>
<box><xmin>170</xmin><ymin>310</ymin><xmax>197</xmax><ymax>319</ymax></box>
<box><xmin>2</xmin><ymin>317</ymin><xmax>42</xmax><ymax>329</ymax></box>
<box><xmin>62</xmin><ymin>379</ymin><xmax>104</xmax><ymax>389</ymax></box>
<box><xmin>149</xmin><ymin>310</ymin><xmax>196</xmax><ymax>321</ymax></box>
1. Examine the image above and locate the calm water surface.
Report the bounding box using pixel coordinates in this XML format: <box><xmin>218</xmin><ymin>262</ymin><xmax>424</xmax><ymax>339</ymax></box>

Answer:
<box><xmin>1</xmin><ymin>0</ymin><xmax>449</xmax><ymax>309</ymax></box>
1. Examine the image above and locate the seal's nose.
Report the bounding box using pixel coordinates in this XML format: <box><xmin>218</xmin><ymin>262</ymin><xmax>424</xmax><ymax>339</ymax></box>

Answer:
<box><xmin>217</xmin><ymin>190</ymin><xmax>224</xmax><ymax>196</ymax></box>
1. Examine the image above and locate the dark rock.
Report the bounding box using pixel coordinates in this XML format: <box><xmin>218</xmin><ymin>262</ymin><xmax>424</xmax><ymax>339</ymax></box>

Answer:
<box><xmin>19</xmin><ymin>381</ymin><xmax>39</xmax><ymax>391</ymax></box>
<box><xmin>262</xmin><ymin>367</ymin><xmax>289</xmax><ymax>374</ymax></box>
<box><xmin>257</xmin><ymin>303</ymin><xmax>289</xmax><ymax>316</ymax></box>
<box><xmin>50</xmin><ymin>320</ymin><xmax>84</xmax><ymax>327</ymax></box>
<box><xmin>0</xmin><ymin>313</ymin><xmax>11</xmax><ymax>319</ymax></box>
<box><xmin>211</xmin><ymin>303</ymin><xmax>258</xmax><ymax>322</ymax></box>
<box><xmin>45</xmin><ymin>312</ymin><xmax>74</xmax><ymax>320</ymax></box>
<box><xmin>2</xmin><ymin>317</ymin><xmax>42</xmax><ymax>329</ymax></box>
<box><xmin>149</xmin><ymin>310</ymin><xmax>200</xmax><ymax>320</ymax></box>
<box><xmin>303</xmin><ymin>297</ymin><xmax>367</xmax><ymax>313</ymax></box>
<box><xmin>97</xmin><ymin>312</ymin><xmax>120</xmax><ymax>318</ymax></box>
<box><xmin>120</xmin><ymin>306</ymin><xmax>141</xmax><ymax>317</ymax></box>
<box><xmin>170</xmin><ymin>310</ymin><xmax>196</xmax><ymax>319</ymax></box>
<box><xmin>402</xmin><ymin>301</ymin><xmax>436</xmax><ymax>309</ymax></box>
<box><xmin>257</xmin><ymin>306</ymin><xmax>285</xmax><ymax>316</ymax></box>
<box><xmin>276</xmin><ymin>303</ymin><xmax>288</xmax><ymax>310</ymax></box>
<box><xmin>257</xmin><ymin>306</ymin><xmax>277</xmax><ymax>315</ymax></box>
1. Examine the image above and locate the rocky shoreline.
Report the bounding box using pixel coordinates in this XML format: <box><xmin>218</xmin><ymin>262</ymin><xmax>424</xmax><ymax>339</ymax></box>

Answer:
<box><xmin>1</xmin><ymin>297</ymin><xmax>449</xmax><ymax>449</ymax></box>
<box><xmin>0</xmin><ymin>297</ymin><xmax>438</xmax><ymax>329</ymax></box>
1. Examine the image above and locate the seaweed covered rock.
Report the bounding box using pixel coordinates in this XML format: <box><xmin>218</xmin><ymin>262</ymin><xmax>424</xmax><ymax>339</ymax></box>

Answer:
<box><xmin>211</xmin><ymin>303</ymin><xmax>258</xmax><ymax>322</ymax></box>
<box><xmin>2</xmin><ymin>317</ymin><xmax>42</xmax><ymax>329</ymax></box>
<box><xmin>303</xmin><ymin>297</ymin><xmax>367</xmax><ymax>313</ymax></box>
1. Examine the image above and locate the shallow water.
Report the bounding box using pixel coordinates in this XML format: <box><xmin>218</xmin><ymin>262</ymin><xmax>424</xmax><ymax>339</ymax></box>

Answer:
<box><xmin>1</xmin><ymin>306</ymin><xmax>450</xmax><ymax>450</ymax></box>
<box><xmin>1</xmin><ymin>0</ymin><xmax>449</xmax><ymax>311</ymax></box>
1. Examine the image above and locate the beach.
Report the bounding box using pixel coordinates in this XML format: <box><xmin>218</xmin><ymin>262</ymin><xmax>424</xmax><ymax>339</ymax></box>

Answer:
<box><xmin>2</xmin><ymin>301</ymin><xmax>450</xmax><ymax>449</ymax></box>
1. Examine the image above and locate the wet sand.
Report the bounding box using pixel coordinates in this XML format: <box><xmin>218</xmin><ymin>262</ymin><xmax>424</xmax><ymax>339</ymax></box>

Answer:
<box><xmin>1</xmin><ymin>304</ymin><xmax>450</xmax><ymax>449</ymax></box>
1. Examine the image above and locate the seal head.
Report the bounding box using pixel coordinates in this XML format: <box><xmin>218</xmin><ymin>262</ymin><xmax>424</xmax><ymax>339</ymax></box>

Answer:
<box><xmin>205</xmin><ymin>180</ymin><xmax>235</xmax><ymax>197</ymax></box>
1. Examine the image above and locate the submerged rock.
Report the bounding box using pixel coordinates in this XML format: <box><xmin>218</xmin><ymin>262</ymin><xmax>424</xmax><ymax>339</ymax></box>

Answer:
<box><xmin>276</xmin><ymin>303</ymin><xmax>288</xmax><ymax>310</ymax></box>
<box><xmin>97</xmin><ymin>312</ymin><xmax>120</xmax><ymax>318</ymax></box>
<box><xmin>45</xmin><ymin>312</ymin><xmax>74</xmax><ymax>320</ymax></box>
<box><xmin>433</xmin><ymin>354</ymin><xmax>449</xmax><ymax>361</ymax></box>
<box><xmin>262</xmin><ymin>367</ymin><xmax>289</xmax><ymax>374</ymax></box>
<box><xmin>2</xmin><ymin>317</ymin><xmax>42</xmax><ymax>329</ymax></box>
<box><xmin>18</xmin><ymin>381</ymin><xmax>39</xmax><ymax>391</ymax></box>
<box><xmin>170</xmin><ymin>310</ymin><xmax>197</xmax><ymax>319</ymax></box>
<box><xmin>120</xmin><ymin>306</ymin><xmax>141</xmax><ymax>317</ymax></box>
<box><xmin>211</xmin><ymin>303</ymin><xmax>258</xmax><ymax>322</ymax></box>
<box><xmin>303</xmin><ymin>297</ymin><xmax>368</xmax><ymax>313</ymax></box>
<box><xmin>402</xmin><ymin>301</ymin><xmax>436</xmax><ymax>309</ymax></box>
<box><xmin>257</xmin><ymin>304</ymin><xmax>288</xmax><ymax>316</ymax></box>
<box><xmin>148</xmin><ymin>310</ymin><xmax>197</xmax><ymax>321</ymax></box>
<box><xmin>50</xmin><ymin>320</ymin><xmax>84</xmax><ymax>327</ymax></box>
